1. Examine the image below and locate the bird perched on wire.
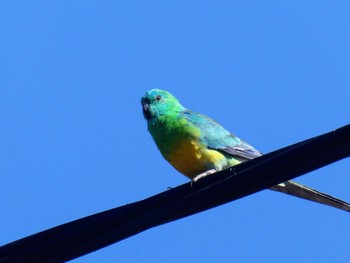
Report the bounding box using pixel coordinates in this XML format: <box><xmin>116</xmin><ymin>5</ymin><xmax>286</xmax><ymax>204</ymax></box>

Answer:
<box><xmin>141</xmin><ymin>89</ymin><xmax>350</xmax><ymax>212</ymax></box>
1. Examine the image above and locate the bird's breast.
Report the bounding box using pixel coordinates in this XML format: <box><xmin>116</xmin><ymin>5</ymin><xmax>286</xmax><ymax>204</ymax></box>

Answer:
<box><xmin>165</xmin><ymin>138</ymin><xmax>228</xmax><ymax>179</ymax></box>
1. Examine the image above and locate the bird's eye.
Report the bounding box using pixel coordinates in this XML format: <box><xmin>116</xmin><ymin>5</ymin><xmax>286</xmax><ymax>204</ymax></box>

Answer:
<box><xmin>155</xmin><ymin>95</ymin><xmax>162</xmax><ymax>101</ymax></box>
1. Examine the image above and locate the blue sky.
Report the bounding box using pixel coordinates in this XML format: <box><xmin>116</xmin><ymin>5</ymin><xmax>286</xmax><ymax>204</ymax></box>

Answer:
<box><xmin>1</xmin><ymin>1</ymin><xmax>350</xmax><ymax>262</ymax></box>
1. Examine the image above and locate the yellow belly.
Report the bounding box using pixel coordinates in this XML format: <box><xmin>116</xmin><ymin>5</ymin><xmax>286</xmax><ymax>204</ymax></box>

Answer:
<box><xmin>166</xmin><ymin>138</ymin><xmax>234</xmax><ymax>179</ymax></box>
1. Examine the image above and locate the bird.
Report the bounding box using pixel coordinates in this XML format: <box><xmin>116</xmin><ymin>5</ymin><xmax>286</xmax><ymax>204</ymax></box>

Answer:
<box><xmin>141</xmin><ymin>89</ymin><xmax>350</xmax><ymax>212</ymax></box>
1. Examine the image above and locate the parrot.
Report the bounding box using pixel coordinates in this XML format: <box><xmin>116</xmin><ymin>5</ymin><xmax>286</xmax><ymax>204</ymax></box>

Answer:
<box><xmin>141</xmin><ymin>89</ymin><xmax>350</xmax><ymax>212</ymax></box>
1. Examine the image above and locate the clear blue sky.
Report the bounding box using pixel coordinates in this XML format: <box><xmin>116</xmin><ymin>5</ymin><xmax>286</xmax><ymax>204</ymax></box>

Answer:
<box><xmin>1</xmin><ymin>1</ymin><xmax>350</xmax><ymax>262</ymax></box>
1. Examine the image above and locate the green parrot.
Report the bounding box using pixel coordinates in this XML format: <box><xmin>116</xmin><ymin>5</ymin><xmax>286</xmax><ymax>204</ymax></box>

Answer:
<box><xmin>141</xmin><ymin>89</ymin><xmax>350</xmax><ymax>212</ymax></box>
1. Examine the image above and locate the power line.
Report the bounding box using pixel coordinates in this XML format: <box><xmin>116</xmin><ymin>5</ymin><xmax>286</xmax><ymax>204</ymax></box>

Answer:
<box><xmin>1</xmin><ymin>124</ymin><xmax>350</xmax><ymax>262</ymax></box>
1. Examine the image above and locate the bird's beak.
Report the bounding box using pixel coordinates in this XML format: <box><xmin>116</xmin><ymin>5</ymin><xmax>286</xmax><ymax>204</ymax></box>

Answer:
<box><xmin>143</xmin><ymin>103</ymin><xmax>149</xmax><ymax>112</ymax></box>
<box><xmin>142</xmin><ymin>102</ymin><xmax>151</xmax><ymax>119</ymax></box>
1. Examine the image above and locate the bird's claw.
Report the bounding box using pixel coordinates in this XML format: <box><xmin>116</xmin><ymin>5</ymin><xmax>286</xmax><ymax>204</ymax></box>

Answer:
<box><xmin>190</xmin><ymin>169</ymin><xmax>217</xmax><ymax>187</ymax></box>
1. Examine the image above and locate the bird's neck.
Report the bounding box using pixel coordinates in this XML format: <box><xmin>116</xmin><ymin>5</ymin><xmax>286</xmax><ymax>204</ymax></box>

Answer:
<box><xmin>148</xmin><ymin>112</ymin><xmax>187</xmax><ymax>156</ymax></box>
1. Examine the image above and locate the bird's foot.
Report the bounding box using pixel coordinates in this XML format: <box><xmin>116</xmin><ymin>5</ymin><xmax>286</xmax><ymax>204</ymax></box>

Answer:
<box><xmin>190</xmin><ymin>169</ymin><xmax>217</xmax><ymax>187</ymax></box>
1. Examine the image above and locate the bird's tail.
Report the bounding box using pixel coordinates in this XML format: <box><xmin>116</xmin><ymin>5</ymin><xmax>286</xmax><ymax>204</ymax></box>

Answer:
<box><xmin>269</xmin><ymin>181</ymin><xmax>350</xmax><ymax>212</ymax></box>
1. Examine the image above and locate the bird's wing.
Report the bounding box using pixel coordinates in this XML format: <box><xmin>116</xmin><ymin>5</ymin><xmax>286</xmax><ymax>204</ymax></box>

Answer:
<box><xmin>182</xmin><ymin>110</ymin><xmax>262</xmax><ymax>160</ymax></box>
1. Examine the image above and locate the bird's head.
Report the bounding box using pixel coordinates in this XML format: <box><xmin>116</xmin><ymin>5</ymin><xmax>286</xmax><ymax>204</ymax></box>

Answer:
<box><xmin>141</xmin><ymin>89</ymin><xmax>184</xmax><ymax>120</ymax></box>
